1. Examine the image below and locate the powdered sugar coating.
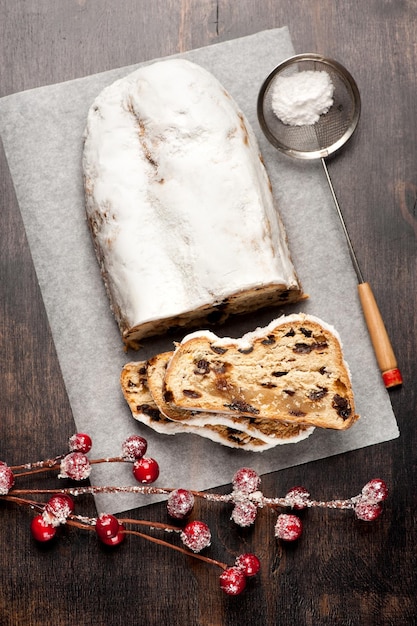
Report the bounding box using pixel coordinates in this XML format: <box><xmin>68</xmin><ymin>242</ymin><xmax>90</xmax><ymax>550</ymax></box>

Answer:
<box><xmin>232</xmin><ymin>468</ymin><xmax>261</xmax><ymax>494</ymax></box>
<box><xmin>68</xmin><ymin>433</ymin><xmax>92</xmax><ymax>454</ymax></box>
<box><xmin>180</xmin><ymin>520</ymin><xmax>211</xmax><ymax>553</ymax></box>
<box><xmin>219</xmin><ymin>567</ymin><xmax>247</xmax><ymax>595</ymax></box>
<box><xmin>167</xmin><ymin>489</ymin><xmax>195</xmax><ymax>519</ymax></box>
<box><xmin>231</xmin><ymin>501</ymin><xmax>258</xmax><ymax>527</ymax></box>
<box><xmin>275</xmin><ymin>513</ymin><xmax>303</xmax><ymax>541</ymax></box>
<box><xmin>59</xmin><ymin>452</ymin><xmax>92</xmax><ymax>481</ymax></box>
<box><xmin>285</xmin><ymin>486</ymin><xmax>310</xmax><ymax>510</ymax></box>
<box><xmin>361</xmin><ymin>478</ymin><xmax>388</xmax><ymax>504</ymax></box>
<box><xmin>0</xmin><ymin>462</ymin><xmax>14</xmax><ymax>495</ymax></box>
<box><xmin>83</xmin><ymin>58</ymin><xmax>302</xmax><ymax>345</ymax></box>
<box><xmin>354</xmin><ymin>501</ymin><xmax>382</xmax><ymax>521</ymax></box>
<box><xmin>271</xmin><ymin>70</ymin><xmax>334</xmax><ymax>126</ymax></box>
<box><xmin>121</xmin><ymin>435</ymin><xmax>148</xmax><ymax>461</ymax></box>
<box><xmin>235</xmin><ymin>553</ymin><xmax>261</xmax><ymax>577</ymax></box>
<box><xmin>43</xmin><ymin>495</ymin><xmax>74</xmax><ymax>527</ymax></box>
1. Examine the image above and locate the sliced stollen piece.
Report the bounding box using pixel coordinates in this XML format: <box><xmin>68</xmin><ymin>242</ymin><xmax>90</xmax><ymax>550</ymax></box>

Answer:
<box><xmin>120</xmin><ymin>361</ymin><xmax>277</xmax><ymax>451</ymax></box>
<box><xmin>83</xmin><ymin>58</ymin><xmax>304</xmax><ymax>349</ymax></box>
<box><xmin>147</xmin><ymin>351</ymin><xmax>314</xmax><ymax>445</ymax></box>
<box><xmin>163</xmin><ymin>314</ymin><xmax>359</xmax><ymax>430</ymax></box>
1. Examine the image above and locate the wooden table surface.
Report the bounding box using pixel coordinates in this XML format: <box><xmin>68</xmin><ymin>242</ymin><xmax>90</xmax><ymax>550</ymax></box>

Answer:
<box><xmin>1</xmin><ymin>2</ymin><xmax>416</xmax><ymax>625</ymax></box>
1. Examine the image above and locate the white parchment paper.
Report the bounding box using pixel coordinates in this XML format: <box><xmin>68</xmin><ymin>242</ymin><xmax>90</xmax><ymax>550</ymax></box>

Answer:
<box><xmin>0</xmin><ymin>28</ymin><xmax>399</xmax><ymax>513</ymax></box>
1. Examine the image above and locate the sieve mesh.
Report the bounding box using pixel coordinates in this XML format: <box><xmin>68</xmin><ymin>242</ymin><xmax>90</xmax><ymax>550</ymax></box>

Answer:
<box><xmin>257</xmin><ymin>54</ymin><xmax>361</xmax><ymax>159</ymax></box>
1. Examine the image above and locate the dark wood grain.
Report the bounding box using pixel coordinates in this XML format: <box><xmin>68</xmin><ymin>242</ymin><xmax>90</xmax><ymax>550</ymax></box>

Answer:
<box><xmin>1</xmin><ymin>1</ymin><xmax>416</xmax><ymax>624</ymax></box>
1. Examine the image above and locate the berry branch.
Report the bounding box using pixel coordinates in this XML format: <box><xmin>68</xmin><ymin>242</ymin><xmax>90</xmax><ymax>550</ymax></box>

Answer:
<box><xmin>0</xmin><ymin>433</ymin><xmax>388</xmax><ymax>595</ymax></box>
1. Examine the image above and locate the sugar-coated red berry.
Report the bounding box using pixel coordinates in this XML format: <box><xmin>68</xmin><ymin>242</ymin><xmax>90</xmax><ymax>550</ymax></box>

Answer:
<box><xmin>31</xmin><ymin>515</ymin><xmax>57</xmax><ymax>542</ymax></box>
<box><xmin>0</xmin><ymin>462</ymin><xmax>15</xmax><ymax>495</ymax></box>
<box><xmin>231</xmin><ymin>501</ymin><xmax>258</xmax><ymax>527</ymax></box>
<box><xmin>167</xmin><ymin>489</ymin><xmax>195</xmax><ymax>519</ymax></box>
<box><xmin>361</xmin><ymin>479</ymin><xmax>388</xmax><ymax>504</ymax></box>
<box><xmin>122</xmin><ymin>435</ymin><xmax>148</xmax><ymax>461</ymax></box>
<box><xmin>219</xmin><ymin>567</ymin><xmax>247</xmax><ymax>595</ymax></box>
<box><xmin>59</xmin><ymin>452</ymin><xmax>91</xmax><ymax>481</ymax></box>
<box><xmin>132</xmin><ymin>457</ymin><xmax>159</xmax><ymax>484</ymax></box>
<box><xmin>99</xmin><ymin>523</ymin><xmax>126</xmax><ymax>546</ymax></box>
<box><xmin>275</xmin><ymin>513</ymin><xmax>303</xmax><ymax>541</ymax></box>
<box><xmin>180</xmin><ymin>520</ymin><xmax>211</xmax><ymax>553</ymax></box>
<box><xmin>235</xmin><ymin>553</ymin><xmax>261</xmax><ymax>577</ymax></box>
<box><xmin>68</xmin><ymin>433</ymin><xmax>92</xmax><ymax>453</ymax></box>
<box><xmin>232</xmin><ymin>468</ymin><xmax>261</xmax><ymax>495</ymax></box>
<box><xmin>95</xmin><ymin>513</ymin><xmax>121</xmax><ymax>541</ymax></box>
<box><xmin>355</xmin><ymin>500</ymin><xmax>382</xmax><ymax>521</ymax></box>
<box><xmin>44</xmin><ymin>494</ymin><xmax>75</xmax><ymax>526</ymax></box>
<box><xmin>285</xmin><ymin>486</ymin><xmax>310</xmax><ymax>510</ymax></box>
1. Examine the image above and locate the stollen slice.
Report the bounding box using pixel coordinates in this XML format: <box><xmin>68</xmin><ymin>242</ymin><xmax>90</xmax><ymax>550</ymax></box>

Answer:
<box><xmin>163</xmin><ymin>313</ymin><xmax>359</xmax><ymax>430</ymax></box>
<box><xmin>120</xmin><ymin>361</ymin><xmax>278</xmax><ymax>451</ymax></box>
<box><xmin>147</xmin><ymin>351</ymin><xmax>314</xmax><ymax>445</ymax></box>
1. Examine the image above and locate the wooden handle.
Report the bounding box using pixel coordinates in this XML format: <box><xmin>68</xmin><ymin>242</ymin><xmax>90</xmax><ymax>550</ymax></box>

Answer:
<box><xmin>357</xmin><ymin>282</ymin><xmax>402</xmax><ymax>388</ymax></box>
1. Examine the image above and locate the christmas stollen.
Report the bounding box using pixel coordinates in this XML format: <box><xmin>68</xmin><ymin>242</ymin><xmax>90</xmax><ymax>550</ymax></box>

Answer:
<box><xmin>120</xmin><ymin>353</ymin><xmax>314</xmax><ymax>452</ymax></box>
<box><xmin>83</xmin><ymin>58</ymin><xmax>304</xmax><ymax>349</ymax></box>
<box><xmin>120</xmin><ymin>361</ymin><xmax>286</xmax><ymax>451</ymax></box>
<box><xmin>163</xmin><ymin>314</ymin><xmax>359</xmax><ymax>431</ymax></box>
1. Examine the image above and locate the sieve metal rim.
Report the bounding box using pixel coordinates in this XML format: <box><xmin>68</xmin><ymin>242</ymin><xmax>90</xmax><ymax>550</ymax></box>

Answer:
<box><xmin>257</xmin><ymin>53</ymin><xmax>361</xmax><ymax>159</ymax></box>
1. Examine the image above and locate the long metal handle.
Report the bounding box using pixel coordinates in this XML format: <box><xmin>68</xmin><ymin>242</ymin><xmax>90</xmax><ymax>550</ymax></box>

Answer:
<box><xmin>321</xmin><ymin>158</ymin><xmax>402</xmax><ymax>388</ymax></box>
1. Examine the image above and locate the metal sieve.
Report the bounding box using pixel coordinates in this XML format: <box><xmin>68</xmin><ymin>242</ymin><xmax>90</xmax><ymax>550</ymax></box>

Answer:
<box><xmin>257</xmin><ymin>53</ymin><xmax>402</xmax><ymax>388</ymax></box>
<box><xmin>257</xmin><ymin>53</ymin><xmax>360</xmax><ymax>160</ymax></box>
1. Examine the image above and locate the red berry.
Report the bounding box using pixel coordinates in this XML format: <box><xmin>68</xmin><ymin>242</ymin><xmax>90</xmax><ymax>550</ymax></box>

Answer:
<box><xmin>122</xmin><ymin>435</ymin><xmax>148</xmax><ymax>461</ymax></box>
<box><xmin>361</xmin><ymin>479</ymin><xmax>388</xmax><ymax>504</ymax></box>
<box><xmin>275</xmin><ymin>513</ymin><xmax>303</xmax><ymax>541</ymax></box>
<box><xmin>59</xmin><ymin>452</ymin><xmax>91</xmax><ymax>481</ymax></box>
<box><xmin>31</xmin><ymin>515</ymin><xmax>57</xmax><ymax>542</ymax></box>
<box><xmin>99</xmin><ymin>524</ymin><xmax>126</xmax><ymax>546</ymax></box>
<box><xmin>219</xmin><ymin>567</ymin><xmax>247</xmax><ymax>595</ymax></box>
<box><xmin>68</xmin><ymin>433</ymin><xmax>92</xmax><ymax>453</ymax></box>
<box><xmin>231</xmin><ymin>501</ymin><xmax>258</xmax><ymax>527</ymax></box>
<box><xmin>44</xmin><ymin>494</ymin><xmax>74</xmax><ymax>526</ymax></box>
<box><xmin>132</xmin><ymin>457</ymin><xmax>159</xmax><ymax>484</ymax></box>
<box><xmin>167</xmin><ymin>489</ymin><xmax>195</xmax><ymax>519</ymax></box>
<box><xmin>285</xmin><ymin>486</ymin><xmax>310</xmax><ymax>510</ymax></box>
<box><xmin>355</xmin><ymin>500</ymin><xmax>382</xmax><ymax>521</ymax></box>
<box><xmin>235</xmin><ymin>553</ymin><xmax>261</xmax><ymax>577</ymax></box>
<box><xmin>0</xmin><ymin>462</ymin><xmax>15</xmax><ymax>495</ymax></box>
<box><xmin>95</xmin><ymin>514</ymin><xmax>121</xmax><ymax>541</ymax></box>
<box><xmin>232</xmin><ymin>468</ymin><xmax>261</xmax><ymax>494</ymax></box>
<box><xmin>180</xmin><ymin>521</ymin><xmax>211</xmax><ymax>553</ymax></box>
